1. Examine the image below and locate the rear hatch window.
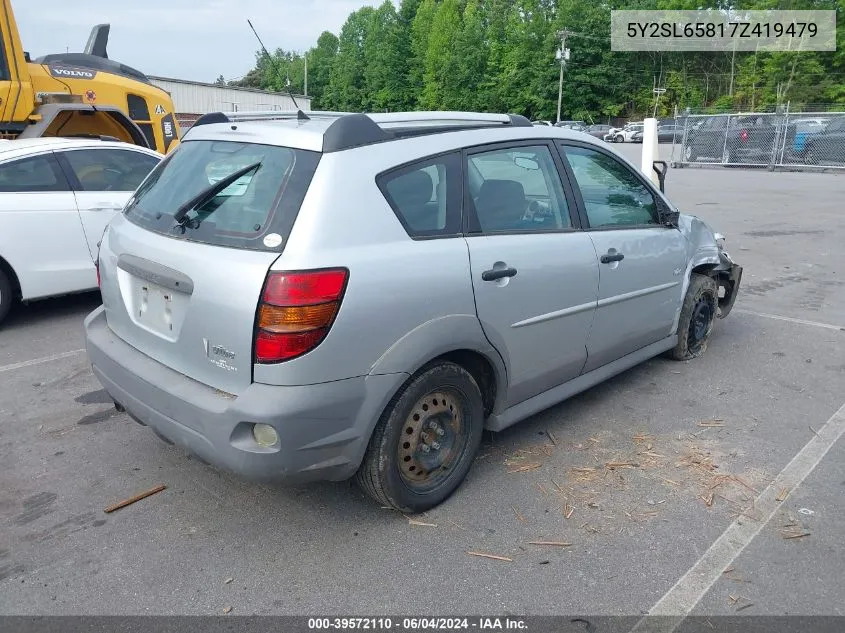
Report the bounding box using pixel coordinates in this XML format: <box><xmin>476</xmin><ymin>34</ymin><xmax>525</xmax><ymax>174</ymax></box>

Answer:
<box><xmin>124</xmin><ymin>140</ymin><xmax>320</xmax><ymax>251</ymax></box>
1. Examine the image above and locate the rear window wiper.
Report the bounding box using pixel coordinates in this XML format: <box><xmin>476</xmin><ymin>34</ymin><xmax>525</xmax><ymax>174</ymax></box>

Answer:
<box><xmin>172</xmin><ymin>161</ymin><xmax>262</xmax><ymax>226</ymax></box>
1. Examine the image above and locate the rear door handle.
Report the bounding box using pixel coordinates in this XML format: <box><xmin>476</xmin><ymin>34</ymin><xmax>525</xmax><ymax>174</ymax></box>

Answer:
<box><xmin>600</xmin><ymin>252</ymin><xmax>625</xmax><ymax>264</ymax></box>
<box><xmin>482</xmin><ymin>267</ymin><xmax>518</xmax><ymax>282</ymax></box>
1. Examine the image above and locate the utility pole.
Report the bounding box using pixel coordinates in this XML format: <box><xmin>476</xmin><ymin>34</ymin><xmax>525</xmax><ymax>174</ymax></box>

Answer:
<box><xmin>556</xmin><ymin>30</ymin><xmax>571</xmax><ymax>124</ymax></box>
<box><xmin>728</xmin><ymin>41</ymin><xmax>737</xmax><ymax>97</ymax></box>
<box><xmin>750</xmin><ymin>41</ymin><xmax>759</xmax><ymax>111</ymax></box>
<box><xmin>304</xmin><ymin>52</ymin><xmax>308</xmax><ymax>97</ymax></box>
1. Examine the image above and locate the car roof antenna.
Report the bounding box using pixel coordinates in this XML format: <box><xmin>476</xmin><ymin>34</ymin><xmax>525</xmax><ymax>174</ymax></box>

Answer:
<box><xmin>247</xmin><ymin>19</ymin><xmax>310</xmax><ymax>121</ymax></box>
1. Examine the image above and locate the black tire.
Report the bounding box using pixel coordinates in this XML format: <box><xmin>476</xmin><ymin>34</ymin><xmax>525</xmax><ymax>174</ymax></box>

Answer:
<box><xmin>669</xmin><ymin>273</ymin><xmax>718</xmax><ymax>361</ymax></box>
<box><xmin>0</xmin><ymin>269</ymin><xmax>13</xmax><ymax>326</ymax></box>
<box><xmin>356</xmin><ymin>362</ymin><xmax>484</xmax><ymax>512</ymax></box>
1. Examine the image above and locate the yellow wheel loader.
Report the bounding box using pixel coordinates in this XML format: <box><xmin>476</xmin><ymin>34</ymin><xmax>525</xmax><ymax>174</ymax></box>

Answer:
<box><xmin>0</xmin><ymin>0</ymin><xmax>179</xmax><ymax>153</ymax></box>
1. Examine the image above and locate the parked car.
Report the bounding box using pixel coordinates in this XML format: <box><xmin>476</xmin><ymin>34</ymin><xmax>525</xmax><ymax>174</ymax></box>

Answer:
<box><xmin>778</xmin><ymin>118</ymin><xmax>829</xmax><ymax>163</ymax></box>
<box><xmin>555</xmin><ymin>120</ymin><xmax>587</xmax><ymax>131</ymax></box>
<box><xmin>586</xmin><ymin>124</ymin><xmax>613</xmax><ymax>140</ymax></box>
<box><xmin>631</xmin><ymin>124</ymin><xmax>683</xmax><ymax>144</ymax></box>
<box><xmin>532</xmin><ymin>120</ymin><xmax>553</xmax><ymax>127</ymax></box>
<box><xmin>798</xmin><ymin>116</ymin><xmax>845</xmax><ymax>165</ymax></box>
<box><xmin>609</xmin><ymin>123</ymin><xmax>644</xmax><ymax>143</ymax></box>
<box><xmin>85</xmin><ymin>110</ymin><xmax>742</xmax><ymax>512</ymax></box>
<box><xmin>603</xmin><ymin>126</ymin><xmax>624</xmax><ymax>141</ymax></box>
<box><xmin>657</xmin><ymin>124</ymin><xmax>683</xmax><ymax>143</ymax></box>
<box><xmin>683</xmin><ymin>115</ymin><xmax>778</xmax><ymax>164</ymax></box>
<box><xmin>0</xmin><ymin>138</ymin><xmax>162</xmax><ymax>324</ymax></box>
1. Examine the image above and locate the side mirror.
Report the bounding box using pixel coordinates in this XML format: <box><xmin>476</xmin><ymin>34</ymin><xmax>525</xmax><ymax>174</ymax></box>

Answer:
<box><xmin>652</xmin><ymin>160</ymin><xmax>668</xmax><ymax>193</ymax></box>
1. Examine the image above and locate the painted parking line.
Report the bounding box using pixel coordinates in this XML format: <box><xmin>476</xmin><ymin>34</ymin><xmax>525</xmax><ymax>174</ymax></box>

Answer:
<box><xmin>0</xmin><ymin>349</ymin><xmax>85</xmax><ymax>374</ymax></box>
<box><xmin>735</xmin><ymin>309</ymin><xmax>845</xmax><ymax>332</ymax></box>
<box><xmin>630</xmin><ymin>400</ymin><xmax>845</xmax><ymax>632</ymax></box>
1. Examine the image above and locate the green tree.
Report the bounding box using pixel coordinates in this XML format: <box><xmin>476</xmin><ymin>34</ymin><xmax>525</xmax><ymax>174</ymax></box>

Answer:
<box><xmin>325</xmin><ymin>7</ymin><xmax>375</xmax><ymax>111</ymax></box>
<box><xmin>395</xmin><ymin>0</ymin><xmax>424</xmax><ymax>109</ymax></box>
<box><xmin>446</xmin><ymin>0</ymin><xmax>488</xmax><ymax>111</ymax></box>
<box><xmin>409</xmin><ymin>0</ymin><xmax>438</xmax><ymax>108</ymax></box>
<box><xmin>421</xmin><ymin>0</ymin><xmax>462</xmax><ymax>109</ymax></box>
<box><xmin>363</xmin><ymin>2</ymin><xmax>407</xmax><ymax>111</ymax></box>
<box><xmin>306</xmin><ymin>31</ymin><xmax>340</xmax><ymax>109</ymax></box>
<box><xmin>229</xmin><ymin>0</ymin><xmax>845</xmax><ymax>119</ymax></box>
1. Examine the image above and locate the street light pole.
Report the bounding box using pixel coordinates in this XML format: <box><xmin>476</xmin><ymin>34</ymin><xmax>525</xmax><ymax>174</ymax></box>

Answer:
<box><xmin>556</xmin><ymin>59</ymin><xmax>564</xmax><ymax>124</ymax></box>
<box><xmin>556</xmin><ymin>30</ymin><xmax>570</xmax><ymax>124</ymax></box>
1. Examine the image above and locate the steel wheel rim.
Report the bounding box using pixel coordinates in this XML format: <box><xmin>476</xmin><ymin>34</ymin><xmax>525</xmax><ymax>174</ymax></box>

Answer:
<box><xmin>688</xmin><ymin>297</ymin><xmax>713</xmax><ymax>353</ymax></box>
<box><xmin>398</xmin><ymin>390</ymin><xmax>466</xmax><ymax>492</ymax></box>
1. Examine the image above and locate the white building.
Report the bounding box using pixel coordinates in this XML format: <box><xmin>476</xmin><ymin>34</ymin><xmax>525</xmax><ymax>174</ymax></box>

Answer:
<box><xmin>149</xmin><ymin>76</ymin><xmax>312</xmax><ymax>129</ymax></box>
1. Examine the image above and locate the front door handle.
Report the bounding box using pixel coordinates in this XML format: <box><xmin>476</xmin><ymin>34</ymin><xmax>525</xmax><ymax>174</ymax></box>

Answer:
<box><xmin>482</xmin><ymin>266</ymin><xmax>518</xmax><ymax>282</ymax></box>
<box><xmin>600</xmin><ymin>252</ymin><xmax>625</xmax><ymax>264</ymax></box>
<box><xmin>87</xmin><ymin>203</ymin><xmax>123</xmax><ymax>211</ymax></box>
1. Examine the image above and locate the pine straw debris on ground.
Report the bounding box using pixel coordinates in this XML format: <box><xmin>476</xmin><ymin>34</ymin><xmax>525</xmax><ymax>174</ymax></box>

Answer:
<box><xmin>497</xmin><ymin>426</ymin><xmax>767</xmax><ymax>533</ymax></box>
<box><xmin>781</xmin><ymin>517</ymin><xmax>811</xmax><ymax>540</ymax></box>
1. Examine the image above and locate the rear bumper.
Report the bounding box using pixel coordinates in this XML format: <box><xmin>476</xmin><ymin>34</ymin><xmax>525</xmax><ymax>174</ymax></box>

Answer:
<box><xmin>84</xmin><ymin>306</ymin><xmax>407</xmax><ymax>483</ymax></box>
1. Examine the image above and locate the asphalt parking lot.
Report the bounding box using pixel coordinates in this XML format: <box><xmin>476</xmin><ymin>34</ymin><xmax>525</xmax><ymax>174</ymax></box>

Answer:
<box><xmin>2</xmin><ymin>143</ymin><xmax>844</xmax><ymax>617</ymax></box>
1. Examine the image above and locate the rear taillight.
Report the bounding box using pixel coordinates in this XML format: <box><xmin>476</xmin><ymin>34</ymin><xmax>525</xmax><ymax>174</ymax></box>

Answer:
<box><xmin>254</xmin><ymin>268</ymin><xmax>348</xmax><ymax>363</ymax></box>
<box><xmin>740</xmin><ymin>129</ymin><xmax>748</xmax><ymax>142</ymax></box>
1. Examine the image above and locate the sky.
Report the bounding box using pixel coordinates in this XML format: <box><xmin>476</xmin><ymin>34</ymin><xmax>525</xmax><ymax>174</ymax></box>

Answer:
<box><xmin>15</xmin><ymin>0</ymin><xmax>378</xmax><ymax>84</ymax></box>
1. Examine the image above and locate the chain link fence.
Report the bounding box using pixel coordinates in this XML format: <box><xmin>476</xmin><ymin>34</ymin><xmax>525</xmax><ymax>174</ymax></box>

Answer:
<box><xmin>670</xmin><ymin>108</ymin><xmax>845</xmax><ymax>170</ymax></box>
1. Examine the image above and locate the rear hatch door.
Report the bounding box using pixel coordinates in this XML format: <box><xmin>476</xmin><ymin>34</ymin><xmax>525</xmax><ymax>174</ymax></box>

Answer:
<box><xmin>98</xmin><ymin>137</ymin><xmax>320</xmax><ymax>395</ymax></box>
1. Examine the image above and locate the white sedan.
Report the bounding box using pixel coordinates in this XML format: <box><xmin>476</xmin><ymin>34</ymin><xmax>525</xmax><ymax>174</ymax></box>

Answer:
<box><xmin>605</xmin><ymin>123</ymin><xmax>644</xmax><ymax>143</ymax></box>
<box><xmin>0</xmin><ymin>138</ymin><xmax>162</xmax><ymax>324</ymax></box>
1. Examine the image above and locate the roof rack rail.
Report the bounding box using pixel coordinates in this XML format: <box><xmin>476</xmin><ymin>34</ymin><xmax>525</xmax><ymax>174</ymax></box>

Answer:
<box><xmin>190</xmin><ymin>110</ymin><xmax>534</xmax><ymax>152</ymax></box>
<box><xmin>367</xmin><ymin>111</ymin><xmax>532</xmax><ymax>127</ymax></box>
<box><xmin>191</xmin><ymin>111</ymin><xmax>344</xmax><ymax>127</ymax></box>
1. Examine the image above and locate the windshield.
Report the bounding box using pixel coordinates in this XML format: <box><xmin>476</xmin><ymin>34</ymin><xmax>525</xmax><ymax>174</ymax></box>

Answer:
<box><xmin>124</xmin><ymin>140</ymin><xmax>320</xmax><ymax>251</ymax></box>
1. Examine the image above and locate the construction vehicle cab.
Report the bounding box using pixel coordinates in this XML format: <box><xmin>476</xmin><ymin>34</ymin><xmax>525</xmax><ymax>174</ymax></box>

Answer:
<box><xmin>0</xmin><ymin>1</ymin><xmax>179</xmax><ymax>153</ymax></box>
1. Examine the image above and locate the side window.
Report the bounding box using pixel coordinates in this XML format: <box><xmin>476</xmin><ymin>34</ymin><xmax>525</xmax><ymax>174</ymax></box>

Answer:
<box><xmin>562</xmin><ymin>145</ymin><xmax>658</xmax><ymax>228</ymax></box>
<box><xmin>467</xmin><ymin>145</ymin><xmax>571</xmax><ymax>233</ymax></box>
<box><xmin>0</xmin><ymin>154</ymin><xmax>70</xmax><ymax>193</ymax></box>
<box><xmin>127</xmin><ymin>94</ymin><xmax>157</xmax><ymax>149</ymax></box>
<box><xmin>378</xmin><ymin>152</ymin><xmax>461</xmax><ymax>237</ymax></box>
<box><xmin>62</xmin><ymin>149</ymin><xmax>160</xmax><ymax>192</ymax></box>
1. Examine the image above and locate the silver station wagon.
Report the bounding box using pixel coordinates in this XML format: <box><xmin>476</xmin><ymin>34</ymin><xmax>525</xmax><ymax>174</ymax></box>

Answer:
<box><xmin>85</xmin><ymin>110</ymin><xmax>742</xmax><ymax>512</ymax></box>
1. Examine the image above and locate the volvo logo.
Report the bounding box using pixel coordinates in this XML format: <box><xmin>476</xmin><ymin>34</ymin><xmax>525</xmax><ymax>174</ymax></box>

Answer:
<box><xmin>48</xmin><ymin>66</ymin><xmax>97</xmax><ymax>80</ymax></box>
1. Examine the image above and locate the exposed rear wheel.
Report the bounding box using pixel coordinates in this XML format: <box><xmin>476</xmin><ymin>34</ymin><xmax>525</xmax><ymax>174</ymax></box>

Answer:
<box><xmin>356</xmin><ymin>362</ymin><xmax>484</xmax><ymax>512</ymax></box>
<box><xmin>0</xmin><ymin>269</ymin><xmax>13</xmax><ymax>326</ymax></box>
<box><xmin>669</xmin><ymin>273</ymin><xmax>718</xmax><ymax>361</ymax></box>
